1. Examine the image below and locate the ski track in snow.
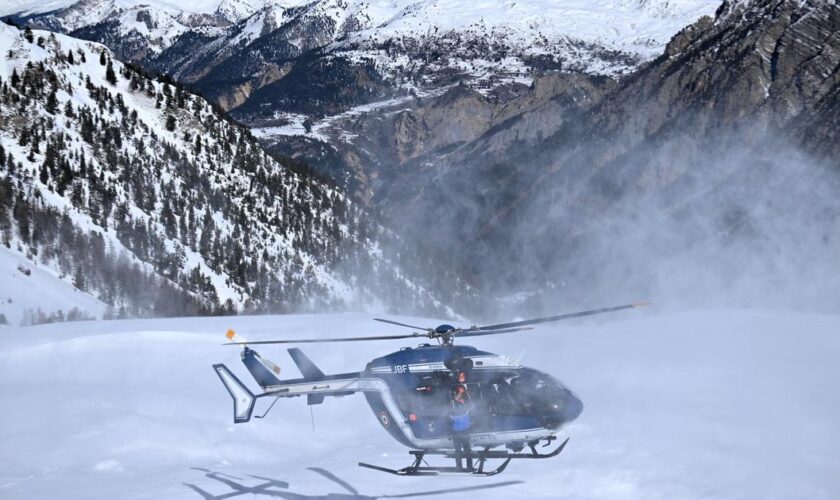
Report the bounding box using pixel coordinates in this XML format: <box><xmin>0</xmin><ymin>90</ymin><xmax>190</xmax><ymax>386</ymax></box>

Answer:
<box><xmin>1</xmin><ymin>310</ymin><xmax>839</xmax><ymax>498</ymax></box>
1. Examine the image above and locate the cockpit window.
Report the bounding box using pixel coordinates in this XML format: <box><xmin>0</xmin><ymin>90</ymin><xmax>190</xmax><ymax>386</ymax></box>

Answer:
<box><xmin>480</xmin><ymin>379</ymin><xmax>521</xmax><ymax>415</ymax></box>
<box><xmin>392</xmin><ymin>368</ymin><xmax>566</xmax><ymax>423</ymax></box>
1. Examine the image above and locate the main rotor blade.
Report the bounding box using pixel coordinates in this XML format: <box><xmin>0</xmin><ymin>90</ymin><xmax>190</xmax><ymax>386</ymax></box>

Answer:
<box><xmin>474</xmin><ymin>302</ymin><xmax>651</xmax><ymax>332</ymax></box>
<box><xmin>457</xmin><ymin>326</ymin><xmax>534</xmax><ymax>338</ymax></box>
<box><xmin>224</xmin><ymin>333</ymin><xmax>423</xmax><ymax>345</ymax></box>
<box><xmin>373</xmin><ymin>318</ymin><xmax>429</xmax><ymax>330</ymax></box>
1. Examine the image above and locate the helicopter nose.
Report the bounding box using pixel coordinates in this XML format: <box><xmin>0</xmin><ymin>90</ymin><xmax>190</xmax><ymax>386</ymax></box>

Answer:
<box><xmin>561</xmin><ymin>393</ymin><xmax>584</xmax><ymax>423</ymax></box>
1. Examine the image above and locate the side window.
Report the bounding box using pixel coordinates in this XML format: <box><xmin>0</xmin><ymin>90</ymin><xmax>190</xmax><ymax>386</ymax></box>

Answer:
<box><xmin>484</xmin><ymin>379</ymin><xmax>520</xmax><ymax>415</ymax></box>
<box><xmin>396</xmin><ymin>374</ymin><xmax>454</xmax><ymax>417</ymax></box>
<box><xmin>415</xmin><ymin>387</ymin><xmax>451</xmax><ymax>416</ymax></box>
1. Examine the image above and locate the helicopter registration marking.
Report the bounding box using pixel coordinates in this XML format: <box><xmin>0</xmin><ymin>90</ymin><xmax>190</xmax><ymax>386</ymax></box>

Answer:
<box><xmin>370</xmin><ymin>366</ymin><xmax>407</xmax><ymax>374</ymax></box>
<box><xmin>371</xmin><ymin>363</ymin><xmax>443</xmax><ymax>374</ymax></box>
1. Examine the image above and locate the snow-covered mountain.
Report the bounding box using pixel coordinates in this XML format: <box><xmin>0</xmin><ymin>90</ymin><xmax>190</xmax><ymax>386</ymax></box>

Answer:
<box><xmin>10</xmin><ymin>0</ymin><xmax>721</xmax><ymax>72</ymax></box>
<box><xmin>6</xmin><ymin>0</ymin><xmax>838</xmax><ymax>318</ymax></box>
<box><xmin>7</xmin><ymin>0</ymin><xmax>723</xmax><ymax>116</ymax></box>
<box><xmin>0</xmin><ymin>23</ymin><xmax>458</xmax><ymax>323</ymax></box>
<box><xmin>2</xmin><ymin>309</ymin><xmax>839</xmax><ymax>498</ymax></box>
<box><xmin>5</xmin><ymin>0</ymin><xmax>723</xmax><ymax>206</ymax></box>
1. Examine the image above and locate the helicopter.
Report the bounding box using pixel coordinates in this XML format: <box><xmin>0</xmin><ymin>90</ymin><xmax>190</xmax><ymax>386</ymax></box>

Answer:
<box><xmin>213</xmin><ymin>302</ymin><xmax>648</xmax><ymax>476</ymax></box>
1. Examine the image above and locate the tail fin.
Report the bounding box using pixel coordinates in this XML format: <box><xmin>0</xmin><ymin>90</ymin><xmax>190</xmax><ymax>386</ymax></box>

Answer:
<box><xmin>288</xmin><ymin>348</ymin><xmax>325</xmax><ymax>379</ymax></box>
<box><xmin>213</xmin><ymin>364</ymin><xmax>255</xmax><ymax>423</ymax></box>
<box><xmin>287</xmin><ymin>348</ymin><xmax>327</xmax><ymax>405</ymax></box>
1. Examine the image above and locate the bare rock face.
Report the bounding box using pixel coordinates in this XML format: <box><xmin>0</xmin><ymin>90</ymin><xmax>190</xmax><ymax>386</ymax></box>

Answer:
<box><xmin>537</xmin><ymin>0</ymin><xmax>840</xmax><ymax>201</ymax></box>
<box><xmin>373</xmin><ymin>0</ymin><xmax>840</xmax><ymax>302</ymax></box>
<box><xmin>664</xmin><ymin>15</ymin><xmax>714</xmax><ymax>57</ymax></box>
<box><xmin>617</xmin><ymin>0</ymin><xmax>837</xmax><ymax>139</ymax></box>
<box><xmin>255</xmin><ymin>73</ymin><xmax>612</xmax><ymax>205</ymax></box>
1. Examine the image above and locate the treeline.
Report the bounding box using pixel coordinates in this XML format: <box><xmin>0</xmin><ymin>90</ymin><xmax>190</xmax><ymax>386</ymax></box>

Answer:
<box><xmin>20</xmin><ymin>307</ymin><xmax>95</xmax><ymax>326</ymax></box>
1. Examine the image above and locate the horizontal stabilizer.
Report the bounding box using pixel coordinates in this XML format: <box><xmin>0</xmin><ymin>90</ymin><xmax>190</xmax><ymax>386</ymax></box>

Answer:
<box><xmin>213</xmin><ymin>364</ymin><xmax>255</xmax><ymax>423</ymax></box>
<box><xmin>288</xmin><ymin>348</ymin><xmax>325</xmax><ymax>379</ymax></box>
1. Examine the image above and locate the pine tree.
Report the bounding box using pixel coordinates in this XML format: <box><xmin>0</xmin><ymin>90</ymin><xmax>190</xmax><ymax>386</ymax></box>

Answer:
<box><xmin>161</xmin><ymin>200</ymin><xmax>176</xmax><ymax>238</ymax></box>
<box><xmin>73</xmin><ymin>266</ymin><xmax>86</xmax><ymax>290</ymax></box>
<box><xmin>45</xmin><ymin>89</ymin><xmax>58</xmax><ymax>114</ymax></box>
<box><xmin>165</xmin><ymin>115</ymin><xmax>176</xmax><ymax>131</ymax></box>
<box><xmin>99</xmin><ymin>51</ymin><xmax>106</xmax><ymax>66</ymax></box>
<box><xmin>13</xmin><ymin>194</ymin><xmax>30</xmax><ymax>243</ymax></box>
<box><xmin>39</xmin><ymin>164</ymin><xmax>49</xmax><ymax>185</ymax></box>
<box><xmin>23</xmin><ymin>27</ymin><xmax>33</xmax><ymax>44</ymax></box>
<box><xmin>105</xmin><ymin>60</ymin><xmax>117</xmax><ymax>85</ymax></box>
<box><xmin>18</xmin><ymin>126</ymin><xmax>30</xmax><ymax>146</ymax></box>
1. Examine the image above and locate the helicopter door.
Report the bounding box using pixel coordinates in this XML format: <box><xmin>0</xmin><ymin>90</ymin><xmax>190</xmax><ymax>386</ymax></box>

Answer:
<box><xmin>389</xmin><ymin>375</ymin><xmax>458</xmax><ymax>438</ymax></box>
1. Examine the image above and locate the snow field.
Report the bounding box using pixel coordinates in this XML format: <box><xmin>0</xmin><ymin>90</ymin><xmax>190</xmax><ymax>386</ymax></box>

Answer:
<box><xmin>0</xmin><ymin>309</ymin><xmax>838</xmax><ymax>498</ymax></box>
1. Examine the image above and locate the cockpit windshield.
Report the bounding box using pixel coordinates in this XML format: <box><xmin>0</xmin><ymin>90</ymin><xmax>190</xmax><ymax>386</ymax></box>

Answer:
<box><xmin>511</xmin><ymin>368</ymin><xmax>574</xmax><ymax>423</ymax></box>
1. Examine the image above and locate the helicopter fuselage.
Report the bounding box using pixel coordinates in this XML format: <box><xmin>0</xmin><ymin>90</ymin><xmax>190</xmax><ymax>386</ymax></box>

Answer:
<box><xmin>218</xmin><ymin>342</ymin><xmax>582</xmax><ymax>452</ymax></box>
<box><xmin>361</xmin><ymin>344</ymin><xmax>583</xmax><ymax>450</ymax></box>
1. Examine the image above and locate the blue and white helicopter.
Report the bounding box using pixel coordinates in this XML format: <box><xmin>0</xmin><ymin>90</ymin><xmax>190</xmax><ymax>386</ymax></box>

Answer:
<box><xmin>213</xmin><ymin>303</ymin><xmax>647</xmax><ymax>476</ymax></box>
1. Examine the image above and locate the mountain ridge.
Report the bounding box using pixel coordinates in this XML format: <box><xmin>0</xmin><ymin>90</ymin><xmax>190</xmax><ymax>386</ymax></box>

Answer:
<box><xmin>0</xmin><ymin>23</ymin><xmax>460</xmax><ymax>322</ymax></box>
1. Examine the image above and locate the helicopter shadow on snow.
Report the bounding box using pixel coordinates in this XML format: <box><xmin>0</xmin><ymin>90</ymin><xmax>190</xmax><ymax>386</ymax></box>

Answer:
<box><xmin>183</xmin><ymin>466</ymin><xmax>524</xmax><ymax>499</ymax></box>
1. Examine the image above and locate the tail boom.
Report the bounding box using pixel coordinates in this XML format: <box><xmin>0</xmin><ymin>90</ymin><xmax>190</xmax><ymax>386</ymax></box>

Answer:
<box><xmin>214</xmin><ymin>343</ymin><xmax>363</xmax><ymax>424</ymax></box>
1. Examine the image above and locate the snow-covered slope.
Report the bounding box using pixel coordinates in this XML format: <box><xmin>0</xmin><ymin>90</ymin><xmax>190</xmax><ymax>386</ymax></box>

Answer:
<box><xmin>1</xmin><ymin>0</ymin><xmax>221</xmax><ymax>18</ymax></box>
<box><xmin>0</xmin><ymin>245</ymin><xmax>106</xmax><ymax>326</ymax></box>
<box><xmin>0</xmin><ymin>23</ymin><xmax>455</xmax><ymax>318</ymax></box>
<box><xmin>0</xmin><ymin>309</ymin><xmax>838</xmax><ymax>498</ymax></box>
<box><xmin>0</xmin><ymin>0</ymin><xmax>75</xmax><ymax>17</ymax></box>
<box><xmin>334</xmin><ymin>0</ymin><xmax>720</xmax><ymax>74</ymax></box>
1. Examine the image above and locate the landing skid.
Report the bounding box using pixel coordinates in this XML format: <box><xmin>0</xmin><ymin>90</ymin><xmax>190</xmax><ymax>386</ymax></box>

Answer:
<box><xmin>359</xmin><ymin>437</ymin><xmax>569</xmax><ymax>476</ymax></box>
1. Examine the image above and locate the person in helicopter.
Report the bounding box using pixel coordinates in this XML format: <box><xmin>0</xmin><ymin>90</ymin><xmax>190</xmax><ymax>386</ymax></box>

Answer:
<box><xmin>450</xmin><ymin>383</ymin><xmax>473</xmax><ymax>470</ymax></box>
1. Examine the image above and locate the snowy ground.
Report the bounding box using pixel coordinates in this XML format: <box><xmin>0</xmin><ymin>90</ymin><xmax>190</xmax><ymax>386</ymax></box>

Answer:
<box><xmin>0</xmin><ymin>246</ymin><xmax>106</xmax><ymax>326</ymax></box>
<box><xmin>1</xmin><ymin>309</ymin><xmax>839</xmax><ymax>499</ymax></box>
